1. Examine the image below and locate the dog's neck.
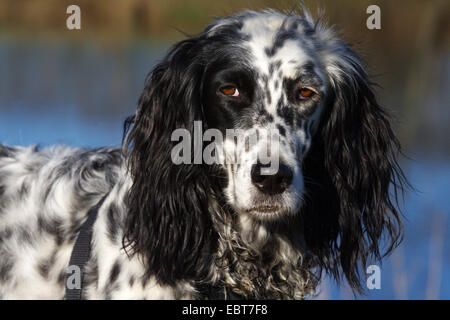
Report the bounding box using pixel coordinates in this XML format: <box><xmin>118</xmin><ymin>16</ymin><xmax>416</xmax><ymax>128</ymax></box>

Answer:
<box><xmin>208</xmin><ymin>198</ymin><xmax>317</xmax><ymax>299</ymax></box>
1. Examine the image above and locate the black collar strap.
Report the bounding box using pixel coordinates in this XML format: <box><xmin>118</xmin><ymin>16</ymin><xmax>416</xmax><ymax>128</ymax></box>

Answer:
<box><xmin>64</xmin><ymin>194</ymin><xmax>108</xmax><ymax>300</ymax></box>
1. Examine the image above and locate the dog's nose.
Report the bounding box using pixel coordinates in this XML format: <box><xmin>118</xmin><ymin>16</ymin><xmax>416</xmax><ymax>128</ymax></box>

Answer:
<box><xmin>251</xmin><ymin>163</ymin><xmax>293</xmax><ymax>195</ymax></box>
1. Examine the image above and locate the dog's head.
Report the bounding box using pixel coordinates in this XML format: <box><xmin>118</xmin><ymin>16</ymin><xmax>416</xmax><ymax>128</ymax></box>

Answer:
<box><xmin>200</xmin><ymin>11</ymin><xmax>330</xmax><ymax>221</ymax></box>
<box><xmin>123</xmin><ymin>9</ymin><xmax>406</xmax><ymax>293</ymax></box>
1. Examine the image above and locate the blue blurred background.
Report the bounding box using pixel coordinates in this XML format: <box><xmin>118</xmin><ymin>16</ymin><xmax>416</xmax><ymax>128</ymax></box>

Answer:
<box><xmin>0</xmin><ymin>0</ymin><xmax>449</xmax><ymax>299</ymax></box>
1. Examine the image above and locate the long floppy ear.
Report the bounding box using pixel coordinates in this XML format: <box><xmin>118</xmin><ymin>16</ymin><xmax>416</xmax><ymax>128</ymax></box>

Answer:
<box><xmin>302</xmin><ymin>42</ymin><xmax>408</xmax><ymax>291</ymax></box>
<box><xmin>122</xmin><ymin>36</ymin><xmax>216</xmax><ymax>286</ymax></box>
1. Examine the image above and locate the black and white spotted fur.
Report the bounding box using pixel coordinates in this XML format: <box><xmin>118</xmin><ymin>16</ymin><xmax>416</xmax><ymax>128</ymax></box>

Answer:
<box><xmin>0</xmin><ymin>9</ymin><xmax>407</xmax><ymax>299</ymax></box>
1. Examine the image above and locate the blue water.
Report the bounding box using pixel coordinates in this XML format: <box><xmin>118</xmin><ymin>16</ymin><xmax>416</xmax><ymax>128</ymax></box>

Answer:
<box><xmin>317</xmin><ymin>157</ymin><xmax>450</xmax><ymax>300</ymax></box>
<box><xmin>1</xmin><ymin>38</ymin><xmax>449</xmax><ymax>299</ymax></box>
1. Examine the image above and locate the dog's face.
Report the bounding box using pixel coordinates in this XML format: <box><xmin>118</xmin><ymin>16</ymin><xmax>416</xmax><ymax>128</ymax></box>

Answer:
<box><xmin>202</xmin><ymin>12</ymin><xmax>327</xmax><ymax>220</ymax></box>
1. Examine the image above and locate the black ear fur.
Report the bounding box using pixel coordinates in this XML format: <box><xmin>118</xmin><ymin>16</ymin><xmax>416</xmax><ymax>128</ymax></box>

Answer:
<box><xmin>122</xmin><ymin>37</ymin><xmax>217</xmax><ymax>285</ymax></box>
<box><xmin>302</xmin><ymin>46</ymin><xmax>408</xmax><ymax>291</ymax></box>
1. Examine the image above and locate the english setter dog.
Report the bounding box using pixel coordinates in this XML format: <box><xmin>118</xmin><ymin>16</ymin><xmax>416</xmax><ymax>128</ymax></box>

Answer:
<box><xmin>0</xmin><ymin>9</ymin><xmax>406</xmax><ymax>299</ymax></box>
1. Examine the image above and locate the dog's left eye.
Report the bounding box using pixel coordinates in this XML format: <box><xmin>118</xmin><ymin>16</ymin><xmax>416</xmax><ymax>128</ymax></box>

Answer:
<box><xmin>297</xmin><ymin>88</ymin><xmax>315</xmax><ymax>100</ymax></box>
<box><xmin>220</xmin><ymin>86</ymin><xmax>239</xmax><ymax>97</ymax></box>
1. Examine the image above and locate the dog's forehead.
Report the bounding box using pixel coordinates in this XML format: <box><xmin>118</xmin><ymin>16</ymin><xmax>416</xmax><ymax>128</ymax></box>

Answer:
<box><xmin>215</xmin><ymin>12</ymin><xmax>320</xmax><ymax>79</ymax></box>
<box><xmin>241</xmin><ymin>13</ymin><xmax>313</xmax><ymax>71</ymax></box>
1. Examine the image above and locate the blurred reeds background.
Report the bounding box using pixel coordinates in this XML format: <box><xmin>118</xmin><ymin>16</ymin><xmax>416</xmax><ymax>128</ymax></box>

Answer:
<box><xmin>0</xmin><ymin>0</ymin><xmax>449</xmax><ymax>299</ymax></box>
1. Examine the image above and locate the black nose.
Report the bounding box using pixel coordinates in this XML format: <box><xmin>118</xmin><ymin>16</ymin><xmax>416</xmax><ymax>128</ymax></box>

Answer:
<box><xmin>251</xmin><ymin>163</ymin><xmax>293</xmax><ymax>195</ymax></box>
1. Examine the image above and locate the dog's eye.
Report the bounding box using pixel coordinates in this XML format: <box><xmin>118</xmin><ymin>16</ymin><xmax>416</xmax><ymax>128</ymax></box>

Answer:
<box><xmin>220</xmin><ymin>86</ymin><xmax>239</xmax><ymax>97</ymax></box>
<box><xmin>298</xmin><ymin>88</ymin><xmax>315</xmax><ymax>99</ymax></box>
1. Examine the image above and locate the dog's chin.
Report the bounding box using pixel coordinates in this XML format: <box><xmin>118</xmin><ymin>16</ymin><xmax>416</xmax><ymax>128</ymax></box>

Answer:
<box><xmin>239</xmin><ymin>199</ymin><xmax>301</xmax><ymax>221</ymax></box>
<box><xmin>244</xmin><ymin>206</ymin><xmax>292</xmax><ymax>221</ymax></box>
<box><xmin>231</xmin><ymin>188</ymin><xmax>303</xmax><ymax>221</ymax></box>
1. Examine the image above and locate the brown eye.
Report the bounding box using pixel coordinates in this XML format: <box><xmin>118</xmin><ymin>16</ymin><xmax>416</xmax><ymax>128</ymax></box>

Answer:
<box><xmin>220</xmin><ymin>86</ymin><xmax>239</xmax><ymax>97</ymax></box>
<box><xmin>298</xmin><ymin>88</ymin><xmax>315</xmax><ymax>99</ymax></box>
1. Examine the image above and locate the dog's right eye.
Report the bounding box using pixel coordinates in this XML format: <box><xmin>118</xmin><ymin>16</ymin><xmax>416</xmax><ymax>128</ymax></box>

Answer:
<box><xmin>219</xmin><ymin>86</ymin><xmax>240</xmax><ymax>97</ymax></box>
<box><xmin>298</xmin><ymin>88</ymin><xmax>315</xmax><ymax>99</ymax></box>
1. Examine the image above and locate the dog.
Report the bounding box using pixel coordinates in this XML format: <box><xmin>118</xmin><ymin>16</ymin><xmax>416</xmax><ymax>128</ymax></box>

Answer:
<box><xmin>0</xmin><ymin>8</ymin><xmax>406</xmax><ymax>299</ymax></box>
